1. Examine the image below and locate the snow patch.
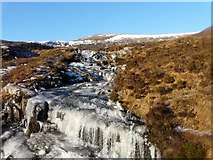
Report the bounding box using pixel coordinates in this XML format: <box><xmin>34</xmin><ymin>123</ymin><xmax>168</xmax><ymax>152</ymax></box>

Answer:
<box><xmin>105</xmin><ymin>32</ymin><xmax>197</xmax><ymax>42</ymax></box>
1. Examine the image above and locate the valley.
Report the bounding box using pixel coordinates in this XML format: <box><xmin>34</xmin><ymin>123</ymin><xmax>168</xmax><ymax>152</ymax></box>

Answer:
<box><xmin>0</xmin><ymin>27</ymin><xmax>212</xmax><ymax>158</ymax></box>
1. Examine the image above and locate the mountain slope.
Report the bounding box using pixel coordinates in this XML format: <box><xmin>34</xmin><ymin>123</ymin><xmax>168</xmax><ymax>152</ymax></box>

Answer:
<box><xmin>110</xmin><ymin>33</ymin><xmax>212</xmax><ymax>158</ymax></box>
<box><xmin>193</xmin><ymin>26</ymin><xmax>212</xmax><ymax>37</ymax></box>
<box><xmin>1</xmin><ymin>27</ymin><xmax>211</xmax><ymax>159</ymax></box>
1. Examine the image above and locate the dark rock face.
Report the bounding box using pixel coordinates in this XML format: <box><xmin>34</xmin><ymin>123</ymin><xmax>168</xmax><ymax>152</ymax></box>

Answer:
<box><xmin>36</xmin><ymin>101</ymin><xmax>49</xmax><ymax>122</ymax></box>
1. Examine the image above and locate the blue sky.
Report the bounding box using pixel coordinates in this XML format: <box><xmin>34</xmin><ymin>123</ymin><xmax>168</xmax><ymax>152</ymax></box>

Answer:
<box><xmin>2</xmin><ymin>2</ymin><xmax>211</xmax><ymax>41</ymax></box>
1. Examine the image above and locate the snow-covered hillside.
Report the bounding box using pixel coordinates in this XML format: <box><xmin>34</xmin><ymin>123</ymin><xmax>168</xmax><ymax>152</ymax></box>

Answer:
<box><xmin>37</xmin><ymin>32</ymin><xmax>197</xmax><ymax>47</ymax></box>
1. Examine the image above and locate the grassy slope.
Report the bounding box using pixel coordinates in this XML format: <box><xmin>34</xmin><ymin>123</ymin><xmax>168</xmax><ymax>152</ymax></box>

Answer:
<box><xmin>1</xmin><ymin>47</ymin><xmax>77</xmax><ymax>88</ymax></box>
<box><xmin>111</xmin><ymin>35</ymin><xmax>212</xmax><ymax>158</ymax></box>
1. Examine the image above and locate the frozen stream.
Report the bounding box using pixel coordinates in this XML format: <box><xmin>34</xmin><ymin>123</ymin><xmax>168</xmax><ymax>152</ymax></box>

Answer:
<box><xmin>1</xmin><ymin>50</ymin><xmax>160</xmax><ymax>158</ymax></box>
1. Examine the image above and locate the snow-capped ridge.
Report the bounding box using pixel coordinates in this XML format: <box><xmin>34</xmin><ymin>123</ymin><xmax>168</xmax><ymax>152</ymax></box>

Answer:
<box><xmin>34</xmin><ymin>31</ymin><xmax>198</xmax><ymax>47</ymax></box>
<box><xmin>105</xmin><ymin>32</ymin><xmax>198</xmax><ymax>42</ymax></box>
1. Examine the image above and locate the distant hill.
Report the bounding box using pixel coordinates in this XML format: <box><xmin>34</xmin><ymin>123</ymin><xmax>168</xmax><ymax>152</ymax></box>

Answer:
<box><xmin>193</xmin><ymin>26</ymin><xmax>212</xmax><ymax>37</ymax></box>
<box><xmin>37</xmin><ymin>32</ymin><xmax>197</xmax><ymax>48</ymax></box>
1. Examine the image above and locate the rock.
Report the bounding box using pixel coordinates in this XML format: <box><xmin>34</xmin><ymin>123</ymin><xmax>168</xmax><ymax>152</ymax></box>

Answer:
<box><xmin>36</xmin><ymin>101</ymin><xmax>49</xmax><ymax>122</ymax></box>
<box><xmin>33</xmin><ymin>75</ymin><xmax>63</xmax><ymax>89</ymax></box>
<box><xmin>0</xmin><ymin>130</ymin><xmax>15</xmax><ymax>144</ymax></box>
<box><xmin>23</xmin><ymin>128</ymin><xmax>31</xmax><ymax>137</ymax></box>
<box><xmin>1</xmin><ymin>83</ymin><xmax>36</xmax><ymax>123</ymax></box>
<box><xmin>29</xmin><ymin>117</ymin><xmax>40</xmax><ymax>134</ymax></box>
<box><xmin>25</xmin><ymin>97</ymin><xmax>49</xmax><ymax>135</ymax></box>
<box><xmin>4</xmin><ymin>99</ymin><xmax>22</xmax><ymax>122</ymax></box>
<box><xmin>1</xmin><ymin>83</ymin><xmax>35</xmax><ymax>97</ymax></box>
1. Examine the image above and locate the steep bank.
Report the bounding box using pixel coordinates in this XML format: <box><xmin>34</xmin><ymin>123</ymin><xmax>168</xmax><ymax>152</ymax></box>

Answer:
<box><xmin>110</xmin><ymin>35</ymin><xmax>212</xmax><ymax>158</ymax></box>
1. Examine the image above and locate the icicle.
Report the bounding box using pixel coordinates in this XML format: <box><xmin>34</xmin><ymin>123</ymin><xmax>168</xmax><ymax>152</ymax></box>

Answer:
<box><xmin>48</xmin><ymin>104</ymin><xmax>160</xmax><ymax>158</ymax></box>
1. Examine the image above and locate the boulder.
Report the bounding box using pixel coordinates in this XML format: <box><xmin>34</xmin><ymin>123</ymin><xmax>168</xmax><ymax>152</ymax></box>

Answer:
<box><xmin>24</xmin><ymin>97</ymin><xmax>49</xmax><ymax>135</ymax></box>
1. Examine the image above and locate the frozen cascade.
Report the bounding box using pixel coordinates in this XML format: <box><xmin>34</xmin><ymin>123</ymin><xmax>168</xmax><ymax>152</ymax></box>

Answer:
<box><xmin>27</xmin><ymin>50</ymin><xmax>160</xmax><ymax>158</ymax></box>
<box><xmin>49</xmin><ymin>107</ymin><xmax>153</xmax><ymax>158</ymax></box>
<box><xmin>23</xmin><ymin>80</ymin><xmax>161</xmax><ymax>158</ymax></box>
<box><xmin>2</xmin><ymin>50</ymin><xmax>161</xmax><ymax>158</ymax></box>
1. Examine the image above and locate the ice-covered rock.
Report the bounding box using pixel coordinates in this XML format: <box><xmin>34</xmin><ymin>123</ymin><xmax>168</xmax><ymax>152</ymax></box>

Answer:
<box><xmin>1</xmin><ymin>133</ymin><xmax>34</xmax><ymax>159</ymax></box>
<box><xmin>0</xmin><ymin>130</ymin><xmax>15</xmax><ymax>144</ymax></box>
<box><xmin>24</xmin><ymin>98</ymin><xmax>49</xmax><ymax>135</ymax></box>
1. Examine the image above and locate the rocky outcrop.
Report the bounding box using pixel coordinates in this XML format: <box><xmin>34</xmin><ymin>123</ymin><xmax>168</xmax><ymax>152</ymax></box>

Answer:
<box><xmin>1</xmin><ymin>83</ymin><xmax>53</xmax><ymax>136</ymax></box>
<box><xmin>1</xmin><ymin>83</ymin><xmax>36</xmax><ymax>124</ymax></box>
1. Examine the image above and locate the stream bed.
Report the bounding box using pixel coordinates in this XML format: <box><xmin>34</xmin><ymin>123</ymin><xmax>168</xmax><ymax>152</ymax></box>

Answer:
<box><xmin>1</xmin><ymin>50</ymin><xmax>160</xmax><ymax>158</ymax></box>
